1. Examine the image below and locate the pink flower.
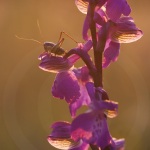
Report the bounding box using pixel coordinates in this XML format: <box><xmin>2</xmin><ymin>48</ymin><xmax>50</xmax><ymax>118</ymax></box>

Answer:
<box><xmin>52</xmin><ymin>66</ymin><xmax>92</xmax><ymax>118</ymax></box>
<box><xmin>102</xmin><ymin>17</ymin><xmax>143</xmax><ymax>68</ymax></box>
<box><xmin>82</xmin><ymin>7</ymin><xmax>143</xmax><ymax>68</ymax></box>
<box><xmin>71</xmin><ymin>82</ymin><xmax>121</xmax><ymax>149</ymax></box>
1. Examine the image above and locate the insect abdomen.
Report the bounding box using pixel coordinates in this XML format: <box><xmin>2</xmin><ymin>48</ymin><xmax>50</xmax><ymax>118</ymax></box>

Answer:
<box><xmin>51</xmin><ymin>47</ymin><xmax>65</xmax><ymax>55</ymax></box>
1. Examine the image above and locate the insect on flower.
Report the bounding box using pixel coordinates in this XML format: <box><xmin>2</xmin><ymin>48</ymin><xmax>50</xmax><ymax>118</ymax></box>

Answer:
<box><xmin>15</xmin><ymin>21</ymin><xmax>79</xmax><ymax>56</ymax></box>
<box><xmin>43</xmin><ymin>31</ymin><xmax>79</xmax><ymax>56</ymax></box>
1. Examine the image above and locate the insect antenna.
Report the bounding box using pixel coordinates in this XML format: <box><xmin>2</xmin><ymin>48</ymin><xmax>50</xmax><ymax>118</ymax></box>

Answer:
<box><xmin>15</xmin><ymin>35</ymin><xmax>42</xmax><ymax>45</ymax></box>
<box><xmin>37</xmin><ymin>19</ymin><xmax>44</xmax><ymax>41</ymax></box>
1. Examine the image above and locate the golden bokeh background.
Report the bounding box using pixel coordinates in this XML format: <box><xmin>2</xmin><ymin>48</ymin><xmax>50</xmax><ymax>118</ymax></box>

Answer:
<box><xmin>0</xmin><ymin>0</ymin><xmax>150</xmax><ymax>150</ymax></box>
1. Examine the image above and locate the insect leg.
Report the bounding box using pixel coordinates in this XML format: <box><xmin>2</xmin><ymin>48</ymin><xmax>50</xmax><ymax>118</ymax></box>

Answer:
<box><xmin>58</xmin><ymin>38</ymin><xmax>65</xmax><ymax>47</ymax></box>
<box><xmin>50</xmin><ymin>38</ymin><xmax>65</xmax><ymax>55</ymax></box>
<box><xmin>58</xmin><ymin>31</ymin><xmax>79</xmax><ymax>44</ymax></box>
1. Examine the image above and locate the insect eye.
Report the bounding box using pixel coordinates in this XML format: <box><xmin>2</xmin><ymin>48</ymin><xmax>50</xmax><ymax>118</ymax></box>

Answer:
<box><xmin>44</xmin><ymin>42</ymin><xmax>55</xmax><ymax>51</ymax></box>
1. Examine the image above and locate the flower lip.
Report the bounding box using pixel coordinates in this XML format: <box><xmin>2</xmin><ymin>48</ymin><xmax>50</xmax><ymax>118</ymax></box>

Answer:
<box><xmin>52</xmin><ymin>71</ymin><xmax>80</xmax><ymax>103</ymax></box>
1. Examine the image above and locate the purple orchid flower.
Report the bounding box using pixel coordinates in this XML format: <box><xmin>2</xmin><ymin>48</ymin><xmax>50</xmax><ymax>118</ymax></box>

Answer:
<box><xmin>47</xmin><ymin>121</ymin><xmax>125</xmax><ymax>150</ymax></box>
<box><xmin>101</xmin><ymin>16</ymin><xmax>143</xmax><ymax>68</ymax></box>
<box><xmin>71</xmin><ymin>82</ymin><xmax>122</xmax><ymax>149</ymax></box>
<box><xmin>39</xmin><ymin>40</ymin><xmax>93</xmax><ymax>117</ymax></box>
<box><xmin>52</xmin><ymin>66</ymin><xmax>92</xmax><ymax>118</ymax></box>
<box><xmin>37</xmin><ymin>0</ymin><xmax>143</xmax><ymax>150</ymax></box>
<box><xmin>81</xmin><ymin>6</ymin><xmax>143</xmax><ymax>68</ymax></box>
<box><xmin>75</xmin><ymin>0</ymin><xmax>143</xmax><ymax>68</ymax></box>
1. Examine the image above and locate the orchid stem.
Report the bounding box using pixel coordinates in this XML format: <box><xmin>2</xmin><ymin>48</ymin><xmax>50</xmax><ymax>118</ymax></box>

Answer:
<box><xmin>88</xmin><ymin>0</ymin><xmax>104</xmax><ymax>88</ymax></box>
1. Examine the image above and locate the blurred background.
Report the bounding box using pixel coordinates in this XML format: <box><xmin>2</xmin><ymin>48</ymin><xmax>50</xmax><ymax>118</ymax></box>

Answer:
<box><xmin>0</xmin><ymin>0</ymin><xmax>150</xmax><ymax>149</ymax></box>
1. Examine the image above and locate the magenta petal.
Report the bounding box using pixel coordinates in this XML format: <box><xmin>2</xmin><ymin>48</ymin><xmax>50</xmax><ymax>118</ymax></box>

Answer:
<box><xmin>69</xmin><ymin>82</ymin><xmax>91</xmax><ymax>117</ymax></box>
<box><xmin>71</xmin><ymin>112</ymin><xmax>97</xmax><ymax>141</ymax></box>
<box><xmin>68</xmin><ymin>40</ymin><xmax>93</xmax><ymax>64</ymax></box>
<box><xmin>48</xmin><ymin>121</ymin><xmax>83</xmax><ymax>150</ymax></box>
<box><xmin>113</xmin><ymin>138</ymin><xmax>125</xmax><ymax>150</ymax></box>
<box><xmin>86</xmin><ymin>82</ymin><xmax>109</xmax><ymax>101</ymax></box>
<box><xmin>49</xmin><ymin>121</ymin><xmax>89</xmax><ymax>150</ymax></box>
<box><xmin>50</xmin><ymin>121</ymin><xmax>71</xmax><ymax>138</ymax></box>
<box><xmin>69</xmin><ymin>66</ymin><xmax>92</xmax><ymax>117</ymax></box>
<box><xmin>97</xmin><ymin>0</ymin><xmax>107</xmax><ymax>8</ymax></box>
<box><xmin>122</xmin><ymin>1</ymin><xmax>131</xmax><ymax>16</ymax></box>
<box><xmin>100</xmin><ymin>100</ymin><xmax>118</xmax><ymax>111</ymax></box>
<box><xmin>52</xmin><ymin>71</ymin><xmax>80</xmax><ymax>103</ymax></box>
<box><xmin>102</xmin><ymin>58</ymin><xmax>111</xmax><ymax>68</ymax></box>
<box><xmin>85</xmin><ymin>82</ymin><xmax>95</xmax><ymax>100</ymax></box>
<box><xmin>106</xmin><ymin>0</ymin><xmax>131</xmax><ymax>22</ymax></box>
<box><xmin>94</xmin><ymin>8</ymin><xmax>106</xmax><ymax>26</ymax></box>
<box><xmin>103</xmin><ymin>40</ymin><xmax>120</xmax><ymax>68</ymax></box>
<box><xmin>82</xmin><ymin>40</ymin><xmax>93</xmax><ymax>52</ymax></box>
<box><xmin>73</xmin><ymin>66</ymin><xmax>91</xmax><ymax>83</ymax></box>
<box><xmin>71</xmin><ymin>142</ymin><xmax>89</xmax><ymax>150</ymax></box>
<box><xmin>71</xmin><ymin>111</ymin><xmax>112</xmax><ymax>149</ymax></box>
<box><xmin>93</xmin><ymin>100</ymin><xmax>118</xmax><ymax>111</ymax></box>
<box><xmin>39</xmin><ymin>53</ymin><xmax>73</xmax><ymax>73</ymax></box>
<box><xmin>110</xmin><ymin>17</ymin><xmax>143</xmax><ymax>43</ymax></box>
<box><xmin>75</xmin><ymin>0</ymin><xmax>88</xmax><ymax>14</ymax></box>
<box><xmin>82</xmin><ymin>15</ymin><xmax>90</xmax><ymax>40</ymax></box>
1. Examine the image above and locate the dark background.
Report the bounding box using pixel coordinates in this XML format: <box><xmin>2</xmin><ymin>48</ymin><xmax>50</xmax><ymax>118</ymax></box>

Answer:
<box><xmin>0</xmin><ymin>0</ymin><xmax>150</xmax><ymax>149</ymax></box>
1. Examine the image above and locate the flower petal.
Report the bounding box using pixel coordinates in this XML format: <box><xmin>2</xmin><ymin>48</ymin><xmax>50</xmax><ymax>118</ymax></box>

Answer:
<box><xmin>85</xmin><ymin>82</ymin><xmax>95</xmax><ymax>100</ymax></box>
<box><xmin>113</xmin><ymin>138</ymin><xmax>125</xmax><ymax>150</ymax></box>
<box><xmin>39</xmin><ymin>53</ymin><xmax>73</xmax><ymax>73</ymax></box>
<box><xmin>94</xmin><ymin>8</ymin><xmax>107</xmax><ymax>26</ymax></box>
<box><xmin>110</xmin><ymin>17</ymin><xmax>143</xmax><ymax>43</ymax></box>
<box><xmin>106</xmin><ymin>0</ymin><xmax>131</xmax><ymax>22</ymax></box>
<box><xmin>50</xmin><ymin>121</ymin><xmax>71</xmax><ymax>138</ymax></box>
<box><xmin>48</xmin><ymin>121</ymin><xmax>83</xmax><ymax>150</ymax></box>
<box><xmin>71</xmin><ymin>111</ymin><xmax>112</xmax><ymax>149</ymax></box>
<box><xmin>75</xmin><ymin>0</ymin><xmax>88</xmax><ymax>14</ymax></box>
<box><xmin>73</xmin><ymin>66</ymin><xmax>92</xmax><ymax>83</ymax></box>
<box><xmin>72</xmin><ymin>142</ymin><xmax>89</xmax><ymax>150</ymax></box>
<box><xmin>69</xmin><ymin>81</ymin><xmax>91</xmax><ymax>117</ymax></box>
<box><xmin>47</xmin><ymin>137</ymin><xmax>82</xmax><ymax>150</ymax></box>
<box><xmin>102</xmin><ymin>100</ymin><xmax>118</xmax><ymax>118</ymax></box>
<box><xmin>52</xmin><ymin>71</ymin><xmax>80</xmax><ymax>103</ymax></box>
<box><xmin>67</xmin><ymin>40</ymin><xmax>93</xmax><ymax>63</ymax></box>
<box><xmin>103</xmin><ymin>40</ymin><xmax>120</xmax><ymax>68</ymax></box>
<box><xmin>69</xmin><ymin>66</ymin><xmax>92</xmax><ymax>117</ymax></box>
<box><xmin>71</xmin><ymin>111</ymin><xmax>100</xmax><ymax>141</ymax></box>
<box><xmin>82</xmin><ymin>39</ymin><xmax>93</xmax><ymax>52</ymax></box>
<box><xmin>82</xmin><ymin>15</ymin><xmax>90</xmax><ymax>40</ymax></box>
<box><xmin>89</xmin><ymin>99</ymin><xmax>118</xmax><ymax>118</ymax></box>
<box><xmin>86</xmin><ymin>82</ymin><xmax>110</xmax><ymax>103</ymax></box>
<box><xmin>99</xmin><ymin>100</ymin><xmax>118</xmax><ymax>111</ymax></box>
